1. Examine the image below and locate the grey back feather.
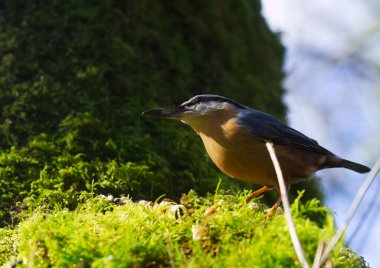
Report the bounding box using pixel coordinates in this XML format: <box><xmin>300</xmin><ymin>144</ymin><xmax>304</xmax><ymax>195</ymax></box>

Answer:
<box><xmin>236</xmin><ymin>109</ymin><xmax>331</xmax><ymax>154</ymax></box>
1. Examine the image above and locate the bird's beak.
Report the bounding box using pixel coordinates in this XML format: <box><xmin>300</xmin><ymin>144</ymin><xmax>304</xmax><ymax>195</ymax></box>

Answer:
<box><xmin>142</xmin><ymin>106</ymin><xmax>189</xmax><ymax>119</ymax></box>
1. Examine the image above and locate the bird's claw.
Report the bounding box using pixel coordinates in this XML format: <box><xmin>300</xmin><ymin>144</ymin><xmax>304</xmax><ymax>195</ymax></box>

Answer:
<box><xmin>264</xmin><ymin>208</ymin><xmax>276</xmax><ymax>219</ymax></box>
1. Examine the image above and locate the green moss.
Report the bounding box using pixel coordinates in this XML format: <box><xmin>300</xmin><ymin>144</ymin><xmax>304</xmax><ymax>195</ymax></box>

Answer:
<box><xmin>0</xmin><ymin>0</ymin><xmax>288</xmax><ymax>225</ymax></box>
<box><xmin>0</xmin><ymin>1</ymin><xmax>366</xmax><ymax>265</ymax></box>
<box><xmin>0</xmin><ymin>192</ymin><xmax>367</xmax><ymax>267</ymax></box>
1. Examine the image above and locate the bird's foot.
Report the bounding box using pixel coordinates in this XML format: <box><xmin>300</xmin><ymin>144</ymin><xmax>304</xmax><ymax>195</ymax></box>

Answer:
<box><xmin>264</xmin><ymin>207</ymin><xmax>277</xmax><ymax>219</ymax></box>
<box><xmin>264</xmin><ymin>197</ymin><xmax>282</xmax><ymax>219</ymax></box>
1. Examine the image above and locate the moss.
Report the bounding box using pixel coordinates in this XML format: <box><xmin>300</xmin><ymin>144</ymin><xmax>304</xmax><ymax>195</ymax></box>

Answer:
<box><xmin>0</xmin><ymin>1</ymin><xmax>367</xmax><ymax>265</ymax></box>
<box><xmin>0</xmin><ymin>0</ymin><xmax>286</xmax><ymax>225</ymax></box>
<box><xmin>0</xmin><ymin>192</ymin><xmax>368</xmax><ymax>267</ymax></box>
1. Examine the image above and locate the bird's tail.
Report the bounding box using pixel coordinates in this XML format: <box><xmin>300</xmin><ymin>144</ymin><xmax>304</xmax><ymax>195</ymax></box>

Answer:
<box><xmin>326</xmin><ymin>157</ymin><xmax>371</xmax><ymax>174</ymax></box>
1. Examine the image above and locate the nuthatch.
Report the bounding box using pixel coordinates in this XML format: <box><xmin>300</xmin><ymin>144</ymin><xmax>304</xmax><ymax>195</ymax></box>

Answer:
<box><xmin>143</xmin><ymin>94</ymin><xmax>370</xmax><ymax>216</ymax></box>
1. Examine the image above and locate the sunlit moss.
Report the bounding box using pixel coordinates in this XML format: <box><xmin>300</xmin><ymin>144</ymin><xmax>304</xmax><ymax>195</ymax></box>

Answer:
<box><xmin>1</xmin><ymin>192</ymin><xmax>368</xmax><ymax>267</ymax></box>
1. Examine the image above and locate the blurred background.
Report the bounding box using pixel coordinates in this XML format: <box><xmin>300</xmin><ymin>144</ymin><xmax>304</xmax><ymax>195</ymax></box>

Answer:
<box><xmin>262</xmin><ymin>0</ymin><xmax>380</xmax><ymax>265</ymax></box>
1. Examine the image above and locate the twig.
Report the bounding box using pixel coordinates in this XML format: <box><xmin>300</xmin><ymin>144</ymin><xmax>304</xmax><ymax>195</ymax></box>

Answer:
<box><xmin>266</xmin><ymin>142</ymin><xmax>310</xmax><ymax>268</ymax></box>
<box><xmin>318</xmin><ymin>157</ymin><xmax>380</xmax><ymax>266</ymax></box>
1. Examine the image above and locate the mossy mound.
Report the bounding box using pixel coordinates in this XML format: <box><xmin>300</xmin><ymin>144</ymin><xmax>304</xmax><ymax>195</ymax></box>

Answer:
<box><xmin>0</xmin><ymin>191</ymin><xmax>367</xmax><ymax>267</ymax></box>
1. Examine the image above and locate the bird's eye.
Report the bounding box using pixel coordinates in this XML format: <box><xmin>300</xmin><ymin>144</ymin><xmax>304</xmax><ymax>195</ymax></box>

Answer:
<box><xmin>183</xmin><ymin>102</ymin><xmax>198</xmax><ymax>110</ymax></box>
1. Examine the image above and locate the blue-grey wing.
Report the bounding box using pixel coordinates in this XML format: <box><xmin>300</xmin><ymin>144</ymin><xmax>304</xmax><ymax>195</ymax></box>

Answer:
<box><xmin>237</xmin><ymin>109</ymin><xmax>330</xmax><ymax>154</ymax></box>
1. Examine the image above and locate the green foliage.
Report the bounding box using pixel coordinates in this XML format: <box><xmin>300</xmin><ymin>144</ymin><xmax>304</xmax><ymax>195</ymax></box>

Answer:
<box><xmin>0</xmin><ymin>0</ymin><xmax>286</xmax><ymax>225</ymax></box>
<box><xmin>0</xmin><ymin>228</ymin><xmax>16</xmax><ymax>265</ymax></box>
<box><xmin>0</xmin><ymin>192</ymin><xmax>368</xmax><ymax>267</ymax></box>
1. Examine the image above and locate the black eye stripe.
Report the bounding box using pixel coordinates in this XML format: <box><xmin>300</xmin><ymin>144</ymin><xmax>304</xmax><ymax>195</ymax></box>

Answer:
<box><xmin>182</xmin><ymin>98</ymin><xmax>200</xmax><ymax>107</ymax></box>
<box><xmin>181</xmin><ymin>95</ymin><xmax>246</xmax><ymax>109</ymax></box>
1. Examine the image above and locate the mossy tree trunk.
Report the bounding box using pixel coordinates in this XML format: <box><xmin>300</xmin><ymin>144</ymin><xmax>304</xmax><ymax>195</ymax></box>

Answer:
<box><xmin>0</xmin><ymin>0</ymin><xmax>291</xmax><ymax>224</ymax></box>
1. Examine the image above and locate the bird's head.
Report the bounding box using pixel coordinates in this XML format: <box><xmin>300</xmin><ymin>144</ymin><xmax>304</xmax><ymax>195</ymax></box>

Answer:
<box><xmin>143</xmin><ymin>95</ymin><xmax>247</xmax><ymax>134</ymax></box>
<box><xmin>142</xmin><ymin>95</ymin><xmax>245</xmax><ymax>128</ymax></box>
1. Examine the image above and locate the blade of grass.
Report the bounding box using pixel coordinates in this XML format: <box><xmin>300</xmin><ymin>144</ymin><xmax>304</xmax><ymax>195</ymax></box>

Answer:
<box><xmin>318</xmin><ymin>158</ymin><xmax>380</xmax><ymax>266</ymax></box>
<box><xmin>312</xmin><ymin>241</ymin><xmax>325</xmax><ymax>268</ymax></box>
<box><xmin>213</xmin><ymin>178</ymin><xmax>223</xmax><ymax>203</ymax></box>
<box><xmin>266</xmin><ymin>142</ymin><xmax>310</xmax><ymax>268</ymax></box>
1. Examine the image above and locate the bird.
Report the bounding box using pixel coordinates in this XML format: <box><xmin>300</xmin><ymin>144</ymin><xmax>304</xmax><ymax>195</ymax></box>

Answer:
<box><xmin>142</xmin><ymin>94</ymin><xmax>371</xmax><ymax>216</ymax></box>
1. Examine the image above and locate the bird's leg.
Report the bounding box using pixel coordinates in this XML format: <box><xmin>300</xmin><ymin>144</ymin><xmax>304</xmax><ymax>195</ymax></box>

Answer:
<box><xmin>264</xmin><ymin>196</ymin><xmax>282</xmax><ymax>218</ymax></box>
<box><xmin>246</xmin><ymin>185</ymin><xmax>269</xmax><ymax>203</ymax></box>
<box><xmin>264</xmin><ymin>183</ymin><xmax>288</xmax><ymax>218</ymax></box>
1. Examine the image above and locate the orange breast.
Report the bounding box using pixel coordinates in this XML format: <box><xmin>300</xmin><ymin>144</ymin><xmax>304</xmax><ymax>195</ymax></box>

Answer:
<box><xmin>198</xmin><ymin>118</ymin><xmax>277</xmax><ymax>186</ymax></box>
